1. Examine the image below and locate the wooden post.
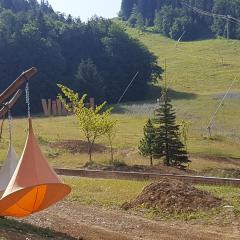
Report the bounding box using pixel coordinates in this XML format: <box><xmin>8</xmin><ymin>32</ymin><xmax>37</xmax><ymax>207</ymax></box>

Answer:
<box><xmin>56</xmin><ymin>99</ymin><xmax>62</xmax><ymax>116</ymax></box>
<box><xmin>41</xmin><ymin>99</ymin><xmax>52</xmax><ymax>117</ymax></box>
<box><xmin>0</xmin><ymin>90</ymin><xmax>22</xmax><ymax>118</ymax></box>
<box><xmin>0</xmin><ymin>67</ymin><xmax>37</xmax><ymax>105</ymax></box>
<box><xmin>52</xmin><ymin>101</ymin><xmax>57</xmax><ymax>116</ymax></box>
<box><xmin>90</xmin><ymin>98</ymin><xmax>95</xmax><ymax>109</ymax></box>
<box><xmin>61</xmin><ymin>99</ymin><xmax>68</xmax><ymax>116</ymax></box>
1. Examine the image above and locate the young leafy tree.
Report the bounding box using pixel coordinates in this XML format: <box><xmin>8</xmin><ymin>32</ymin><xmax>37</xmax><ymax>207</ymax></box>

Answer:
<box><xmin>139</xmin><ymin>119</ymin><xmax>156</xmax><ymax>166</ymax></box>
<box><xmin>153</xmin><ymin>89</ymin><xmax>190</xmax><ymax>168</ymax></box>
<box><xmin>58</xmin><ymin>84</ymin><xmax>113</xmax><ymax>163</ymax></box>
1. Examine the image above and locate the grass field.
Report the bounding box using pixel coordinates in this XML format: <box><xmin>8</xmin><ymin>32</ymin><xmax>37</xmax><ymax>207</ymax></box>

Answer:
<box><xmin>65</xmin><ymin>177</ymin><xmax>240</xmax><ymax>222</ymax></box>
<box><xmin>0</xmin><ymin>114</ymin><xmax>239</xmax><ymax>175</ymax></box>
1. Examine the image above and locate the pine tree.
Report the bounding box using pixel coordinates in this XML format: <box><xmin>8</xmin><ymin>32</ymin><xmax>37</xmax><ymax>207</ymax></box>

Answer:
<box><xmin>120</xmin><ymin>0</ymin><xmax>135</xmax><ymax>20</ymax></box>
<box><xmin>136</xmin><ymin>12</ymin><xmax>145</xmax><ymax>30</ymax></box>
<box><xmin>153</xmin><ymin>89</ymin><xmax>190</xmax><ymax>168</ymax></box>
<box><xmin>139</xmin><ymin>119</ymin><xmax>156</xmax><ymax>166</ymax></box>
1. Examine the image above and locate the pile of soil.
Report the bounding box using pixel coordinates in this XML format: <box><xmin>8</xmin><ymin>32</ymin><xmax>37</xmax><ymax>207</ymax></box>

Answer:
<box><xmin>122</xmin><ymin>179</ymin><xmax>222</xmax><ymax>213</ymax></box>
<box><xmin>50</xmin><ymin>140</ymin><xmax>108</xmax><ymax>154</ymax></box>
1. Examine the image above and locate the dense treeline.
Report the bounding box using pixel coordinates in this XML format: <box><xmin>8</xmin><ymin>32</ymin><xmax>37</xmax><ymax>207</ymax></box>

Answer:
<box><xmin>0</xmin><ymin>0</ymin><xmax>162</xmax><ymax>114</ymax></box>
<box><xmin>120</xmin><ymin>0</ymin><xmax>240</xmax><ymax>40</ymax></box>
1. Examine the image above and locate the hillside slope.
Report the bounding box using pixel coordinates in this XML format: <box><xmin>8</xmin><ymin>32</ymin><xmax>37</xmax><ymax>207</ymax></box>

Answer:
<box><xmin>125</xmin><ymin>26</ymin><xmax>240</xmax><ymax>95</ymax></box>
<box><xmin>118</xmin><ymin>24</ymin><xmax>240</xmax><ymax>158</ymax></box>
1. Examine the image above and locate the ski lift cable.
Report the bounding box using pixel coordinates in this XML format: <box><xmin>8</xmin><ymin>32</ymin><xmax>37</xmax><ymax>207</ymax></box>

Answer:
<box><xmin>207</xmin><ymin>77</ymin><xmax>238</xmax><ymax>131</ymax></box>
<box><xmin>182</xmin><ymin>2</ymin><xmax>240</xmax><ymax>25</ymax></box>
<box><xmin>117</xmin><ymin>72</ymin><xmax>139</xmax><ymax>104</ymax></box>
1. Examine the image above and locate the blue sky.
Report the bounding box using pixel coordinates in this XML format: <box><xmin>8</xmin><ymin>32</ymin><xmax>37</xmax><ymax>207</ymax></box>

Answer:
<box><xmin>45</xmin><ymin>0</ymin><xmax>122</xmax><ymax>21</ymax></box>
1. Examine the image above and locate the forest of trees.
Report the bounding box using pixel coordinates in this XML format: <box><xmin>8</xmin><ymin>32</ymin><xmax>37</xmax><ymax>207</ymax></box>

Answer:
<box><xmin>0</xmin><ymin>0</ymin><xmax>162</xmax><ymax>114</ymax></box>
<box><xmin>120</xmin><ymin>0</ymin><xmax>240</xmax><ymax>40</ymax></box>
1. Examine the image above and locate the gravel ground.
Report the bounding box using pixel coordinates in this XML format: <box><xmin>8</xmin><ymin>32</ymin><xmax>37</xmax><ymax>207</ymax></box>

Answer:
<box><xmin>13</xmin><ymin>201</ymin><xmax>240</xmax><ymax>240</ymax></box>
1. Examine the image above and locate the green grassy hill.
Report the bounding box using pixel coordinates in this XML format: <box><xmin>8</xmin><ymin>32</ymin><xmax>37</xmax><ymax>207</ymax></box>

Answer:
<box><xmin>118</xmin><ymin>24</ymin><xmax>240</xmax><ymax>159</ymax></box>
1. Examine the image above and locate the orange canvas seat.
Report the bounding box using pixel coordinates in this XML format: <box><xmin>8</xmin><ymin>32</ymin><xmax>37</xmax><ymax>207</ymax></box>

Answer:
<box><xmin>0</xmin><ymin>119</ymin><xmax>71</xmax><ymax>217</ymax></box>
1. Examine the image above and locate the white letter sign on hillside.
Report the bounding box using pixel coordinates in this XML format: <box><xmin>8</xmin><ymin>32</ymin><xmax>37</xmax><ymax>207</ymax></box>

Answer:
<box><xmin>41</xmin><ymin>98</ymin><xmax>94</xmax><ymax>117</ymax></box>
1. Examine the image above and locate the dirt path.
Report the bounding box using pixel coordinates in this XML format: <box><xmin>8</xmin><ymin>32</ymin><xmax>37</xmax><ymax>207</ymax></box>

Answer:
<box><xmin>19</xmin><ymin>202</ymin><xmax>240</xmax><ymax>240</ymax></box>
<box><xmin>0</xmin><ymin>230</ymin><xmax>46</xmax><ymax>240</ymax></box>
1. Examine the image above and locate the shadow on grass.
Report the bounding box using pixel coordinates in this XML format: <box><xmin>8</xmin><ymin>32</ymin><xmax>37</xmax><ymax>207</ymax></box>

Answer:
<box><xmin>147</xmin><ymin>85</ymin><xmax>197</xmax><ymax>100</ymax></box>
<box><xmin>111</xmin><ymin>86</ymin><xmax>197</xmax><ymax>114</ymax></box>
<box><xmin>142</xmin><ymin>27</ymin><xmax>214</xmax><ymax>41</ymax></box>
<box><xmin>0</xmin><ymin>217</ymin><xmax>77</xmax><ymax>240</ymax></box>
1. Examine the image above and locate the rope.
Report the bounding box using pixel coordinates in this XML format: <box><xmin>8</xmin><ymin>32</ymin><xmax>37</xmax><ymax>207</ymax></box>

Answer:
<box><xmin>25</xmin><ymin>81</ymin><xmax>31</xmax><ymax>118</ymax></box>
<box><xmin>0</xmin><ymin>108</ymin><xmax>13</xmax><ymax>142</ymax></box>
<box><xmin>0</xmin><ymin>116</ymin><xmax>6</xmax><ymax>141</ymax></box>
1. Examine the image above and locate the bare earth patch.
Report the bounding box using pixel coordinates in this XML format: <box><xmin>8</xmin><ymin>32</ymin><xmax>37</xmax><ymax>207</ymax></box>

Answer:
<box><xmin>122</xmin><ymin>179</ymin><xmax>222</xmax><ymax>213</ymax></box>
<box><xmin>0</xmin><ymin>230</ymin><xmax>44</xmax><ymax>240</ymax></box>
<box><xmin>19</xmin><ymin>201</ymin><xmax>240</xmax><ymax>240</ymax></box>
<box><xmin>50</xmin><ymin>140</ymin><xmax>108</xmax><ymax>154</ymax></box>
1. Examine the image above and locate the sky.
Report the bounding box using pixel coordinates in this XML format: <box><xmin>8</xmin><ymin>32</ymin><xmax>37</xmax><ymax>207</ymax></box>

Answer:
<box><xmin>44</xmin><ymin>0</ymin><xmax>122</xmax><ymax>21</ymax></box>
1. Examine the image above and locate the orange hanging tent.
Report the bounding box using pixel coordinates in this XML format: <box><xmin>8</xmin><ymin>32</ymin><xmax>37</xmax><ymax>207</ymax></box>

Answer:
<box><xmin>0</xmin><ymin>118</ymin><xmax>71</xmax><ymax>217</ymax></box>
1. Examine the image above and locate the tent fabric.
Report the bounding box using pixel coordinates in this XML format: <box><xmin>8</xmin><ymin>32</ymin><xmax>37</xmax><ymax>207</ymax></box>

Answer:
<box><xmin>0</xmin><ymin>144</ymin><xmax>19</xmax><ymax>196</ymax></box>
<box><xmin>0</xmin><ymin>118</ymin><xmax>71</xmax><ymax>217</ymax></box>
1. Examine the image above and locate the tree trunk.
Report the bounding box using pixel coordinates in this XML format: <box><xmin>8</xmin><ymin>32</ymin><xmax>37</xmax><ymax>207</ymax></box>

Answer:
<box><xmin>88</xmin><ymin>141</ymin><xmax>93</xmax><ymax>163</ymax></box>
<box><xmin>110</xmin><ymin>145</ymin><xmax>114</xmax><ymax>162</ymax></box>
<box><xmin>89</xmin><ymin>150</ymin><xmax>92</xmax><ymax>163</ymax></box>
<box><xmin>150</xmin><ymin>156</ymin><xmax>153</xmax><ymax>166</ymax></box>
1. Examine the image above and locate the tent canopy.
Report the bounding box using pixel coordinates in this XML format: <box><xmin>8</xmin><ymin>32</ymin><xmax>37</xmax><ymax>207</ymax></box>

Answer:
<box><xmin>0</xmin><ymin>119</ymin><xmax>71</xmax><ymax>217</ymax></box>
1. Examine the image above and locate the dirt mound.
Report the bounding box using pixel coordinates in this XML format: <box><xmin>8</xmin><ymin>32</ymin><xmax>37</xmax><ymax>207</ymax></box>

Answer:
<box><xmin>122</xmin><ymin>179</ymin><xmax>222</xmax><ymax>213</ymax></box>
<box><xmin>50</xmin><ymin>140</ymin><xmax>108</xmax><ymax>154</ymax></box>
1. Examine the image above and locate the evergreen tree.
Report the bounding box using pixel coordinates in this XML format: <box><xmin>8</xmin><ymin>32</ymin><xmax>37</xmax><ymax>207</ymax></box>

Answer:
<box><xmin>119</xmin><ymin>0</ymin><xmax>135</xmax><ymax>20</ymax></box>
<box><xmin>0</xmin><ymin>0</ymin><xmax>162</xmax><ymax>114</ymax></box>
<box><xmin>75</xmin><ymin>59</ymin><xmax>105</xmax><ymax>100</ymax></box>
<box><xmin>128</xmin><ymin>4</ymin><xmax>139</xmax><ymax>27</ymax></box>
<box><xmin>136</xmin><ymin>12</ymin><xmax>145</xmax><ymax>30</ymax></box>
<box><xmin>139</xmin><ymin>119</ymin><xmax>156</xmax><ymax>166</ymax></box>
<box><xmin>153</xmin><ymin>89</ymin><xmax>190</xmax><ymax>168</ymax></box>
<box><xmin>121</xmin><ymin>0</ymin><xmax>240</xmax><ymax>40</ymax></box>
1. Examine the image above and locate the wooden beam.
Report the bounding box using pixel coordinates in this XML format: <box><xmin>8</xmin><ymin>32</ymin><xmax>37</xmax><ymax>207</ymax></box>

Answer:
<box><xmin>0</xmin><ymin>67</ymin><xmax>37</xmax><ymax>105</ymax></box>
<box><xmin>0</xmin><ymin>90</ymin><xmax>22</xmax><ymax>118</ymax></box>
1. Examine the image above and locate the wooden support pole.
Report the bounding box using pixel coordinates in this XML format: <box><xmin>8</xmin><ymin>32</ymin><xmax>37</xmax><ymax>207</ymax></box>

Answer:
<box><xmin>0</xmin><ymin>90</ymin><xmax>22</xmax><ymax>118</ymax></box>
<box><xmin>0</xmin><ymin>67</ymin><xmax>37</xmax><ymax>105</ymax></box>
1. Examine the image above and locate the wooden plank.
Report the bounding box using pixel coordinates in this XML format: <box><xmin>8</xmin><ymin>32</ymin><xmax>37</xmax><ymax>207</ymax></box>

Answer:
<box><xmin>0</xmin><ymin>67</ymin><xmax>37</xmax><ymax>105</ymax></box>
<box><xmin>52</xmin><ymin>100</ymin><xmax>57</xmax><ymax>116</ymax></box>
<box><xmin>90</xmin><ymin>98</ymin><xmax>95</xmax><ymax>108</ymax></box>
<box><xmin>61</xmin><ymin>99</ymin><xmax>68</xmax><ymax>116</ymax></box>
<box><xmin>0</xmin><ymin>90</ymin><xmax>22</xmax><ymax>118</ymax></box>
<box><xmin>41</xmin><ymin>99</ymin><xmax>51</xmax><ymax>117</ymax></box>
<box><xmin>56</xmin><ymin>99</ymin><xmax>62</xmax><ymax>116</ymax></box>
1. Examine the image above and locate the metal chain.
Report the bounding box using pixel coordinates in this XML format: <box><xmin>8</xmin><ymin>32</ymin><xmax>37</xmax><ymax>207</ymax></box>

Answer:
<box><xmin>25</xmin><ymin>81</ymin><xmax>31</xmax><ymax>118</ymax></box>
<box><xmin>8</xmin><ymin>110</ymin><xmax>12</xmax><ymax>143</ymax></box>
